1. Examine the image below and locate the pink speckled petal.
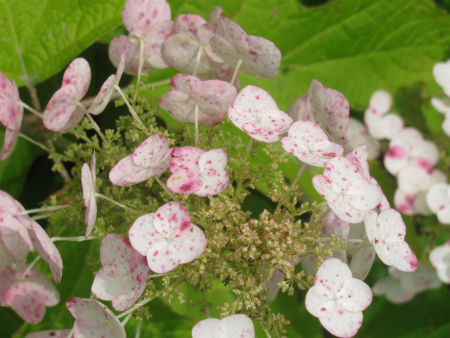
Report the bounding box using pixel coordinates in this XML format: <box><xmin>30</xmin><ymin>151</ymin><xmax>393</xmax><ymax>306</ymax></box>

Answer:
<box><xmin>0</xmin><ymin>216</ymin><xmax>31</xmax><ymax>261</ymax></box>
<box><xmin>109</xmin><ymin>155</ymin><xmax>140</xmax><ymax>187</ymax></box>
<box><xmin>196</xmin><ymin>168</ymin><xmax>229</xmax><ymax>197</ymax></box>
<box><xmin>170</xmin><ymin>146</ymin><xmax>205</xmax><ymax>173</ymax></box>
<box><xmin>426</xmin><ymin>183</ymin><xmax>449</xmax><ymax>214</ymax></box>
<box><xmin>397</xmin><ymin>165</ymin><xmax>429</xmax><ymax>195</ymax></box>
<box><xmin>433</xmin><ymin>61</ymin><xmax>450</xmax><ymax>97</ymax></box>
<box><xmin>0</xmin><ymin>73</ymin><xmax>23</xmax><ymax>130</ymax></box>
<box><xmin>346</xmin><ymin>145</ymin><xmax>370</xmax><ymax>180</ymax></box>
<box><xmin>192</xmin><ymin>80</ymin><xmax>237</xmax><ymax>116</ymax></box>
<box><xmin>62</xmin><ymin>58</ymin><xmax>91</xmax><ymax>99</ymax></box>
<box><xmin>380</xmin><ymin>114</ymin><xmax>404</xmax><ymax>140</ymax></box>
<box><xmin>173</xmin><ymin>14</ymin><xmax>206</xmax><ymax>35</ymax></box>
<box><xmin>100</xmin><ymin>234</ymin><xmax>132</xmax><ymax>267</ymax></box>
<box><xmin>85</xmin><ymin>193</ymin><xmax>97</xmax><ymax>238</ymax></box>
<box><xmin>87</xmin><ymin>75</ymin><xmax>116</xmax><ymax>115</ymax></box>
<box><xmin>197</xmin><ymin>23</ymin><xmax>223</xmax><ymax>63</ymax></box>
<box><xmin>368</xmin><ymin>90</ymin><xmax>392</xmax><ymax>116</ymax></box>
<box><xmin>167</xmin><ymin>168</ymin><xmax>203</xmax><ymax>194</ymax></box>
<box><xmin>26</xmin><ymin>330</ymin><xmax>72</xmax><ymax>338</ymax></box>
<box><xmin>399</xmin><ymin>261</ymin><xmax>441</xmax><ymax>293</ymax></box>
<box><xmin>153</xmin><ymin>201</ymin><xmax>191</xmax><ymax>238</ymax></box>
<box><xmin>129</xmin><ymin>213</ymin><xmax>164</xmax><ymax>256</ymax></box>
<box><xmin>0</xmin><ymin>127</ymin><xmax>20</xmax><ymax>161</ymax></box>
<box><xmin>132</xmin><ymin>134</ymin><xmax>170</xmax><ymax>168</ymax></box>
<box><xmin>209</xmin><ymin>6</ymin><xmax>223</xmax><ymax>22</ymax></box>
<box><xmin>81</xmin><ymin>163</ymin><xmax>94</xmax><ymax>207</ymax></box>
<box><xmin>159</xmin><ymin>89</ymin><xmax>196</xmax><ymax>123</ymax></box>
<box><xmin>192</xmin><ymin>318</ymin><xmax>221</xmax><ymax>338</ymax></box>
<box><xmin>129</xmin><ymin>249</ymin><xmax>150</xmax><ymax>284</ymax></box>
<box><xmin>109</xmin><ymin>35</ymin><xmax>151</xmax><ymax>76</ymax></box>
<box><xmin>259</xmin><ymin>109</ymin><xmax>293</xmax><ymax>133</ymax></box>
<box><xmin>394</xmin><ymin>188</ymin><xmax>415</xmax><ymax>216</ymax></box>
<box><xmin>218</xmin><ymin>314</ymin><xmax>255</xmax><ymax>338</ymax></box>
<box><xmin>43</xmin><ymin>85</ymin><xmax>84</xmax><ymax>133</ymax></box>
<box><xmin>390</xmin><ymin>241</ymin><xmax>417</xmax><ymax>272</ymax></box>
<box><xmin>243</xmin><ymin>121</ymin><xmax>283</xmax><ymax>143</ymax></box>
<box><xmin>233</xmin><ymin>85</ymin><xmax>278</xmax><ymax>113</ymax></box>
<box><xmin>0</xmin><ymin>190</ymin><xmax>25</xmax><ymax>214</ymax></box>
<box><xmin>410</xmin><ymin>140</ymin><xmax>439</xmax><ymax>171</ymax></box>
<box><xmin>122</xmin><ymin>0</ymin><xmax>171</xmax><ymax>35</ymax></box>
<box><xmin>337</xmin><ymin>278</ymin><xmax>372</xmax><ymax>312</ymax></box>
<box><xmin>287</xmin><ymin>93</ymin><xmax>314</xmax><ymax>123</ymax></box>
<box><xmin>199</xmin><ymin>148</ymin><xmax>227</xmax><ymax>172</ymax></box>
<box><xmin>143</xmin><ymin>21</ymin><xmax>173</xmax><ymax>69</ymax></box>
<box><xmin>345</xmin><ymin>179</ymin><xmax>382</xmax><ymax>212</ymax></box>
<box><xmin>227</xmin><ymin>105</ymin><xmax>257</xmax><ymax>130</ymax></box>
<box><xmin>314</xmin><ymin>258</ymin><xmax>353</xmax><ymax>292</ymax></box>
<box><xmin>319</xmin><ymin>306</ymin><xmax>363</xmax><ymax>338</ymax></box>
<box><xmin>169</xmin><ymin>74</ymin><xmax>202</xmax><ymax>96</ymax></box>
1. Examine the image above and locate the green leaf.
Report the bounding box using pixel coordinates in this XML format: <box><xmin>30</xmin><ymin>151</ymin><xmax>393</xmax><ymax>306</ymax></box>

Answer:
<box><xmin>0</xmin><ymin>0</ymin><xmax>126</xmax><ymax>88</ymax></box>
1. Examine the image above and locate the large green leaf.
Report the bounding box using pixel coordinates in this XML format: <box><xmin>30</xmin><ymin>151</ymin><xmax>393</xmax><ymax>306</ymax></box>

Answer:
<box><xmin>0</xmin><ymin>0</ymin><xmax>126</xmax><ymax>87</ymax></box>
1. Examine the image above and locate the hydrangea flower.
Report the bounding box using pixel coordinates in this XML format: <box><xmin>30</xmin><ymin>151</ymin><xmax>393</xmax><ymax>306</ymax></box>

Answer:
<box><xmin>384</xmin><ymin>127</ymin><xmax>439</xmax><ymax>176</ymax></box>
<box><xmin>372</xmin><ymin>262</ymin><xmax>441</xmax><ymax>304</ymax></box>
<box><xmin>26</xmin><ymin>330</ymin><xmax>72</xmax><ymax>338</ymax></box>
<box><xmin>110</xmin><ymin>134</ymin><xmax>173</xmax><ymax>186</ymax></box>
<box><xmin>364</xmin><ymin>90</ymin><xmax>404</xmax><ymax>140</ymax></box>
<box><xmin>0</xmin><ymin>190</ymin><xmax>33</xmax><ymax>271</ymax></box>
<box><xmin>0</xmin><ymin>266</ymin><xmax>59</xmax><ymax>324</ymax></box>
<box><xmin>346</xmin><ymin>118</ymin><xmax>380</xmax><ymax>160</ymax></box>
<box><xmin>159</xmin><ymin>74</ymin><xmax>237</xmax><ymax>126</ymax></box>
<box><xmin>43</xmin><ymin>58</ymin><xmax>91</xmax><ymax>133</ymax></box>
<box><xmin>305</xmin><ymin>258</ymin><xmax>372</xmax><ymax>338</ymax></box>
<box><xmin>13</xmin><ymin>216</ymin><xmax>63</xmax><ymax>284</ymax></box>
<box><xmin>281</xmin><ymin>120</ymin><xmax>344</xmax><ymax>167</ymax></box>
<box><xmin>364</xmin><ymin>209</ymin><xmax>417</xmax><ymax>272</ymax></box>
<box><xmin>82</xmin><ymin>151</ymin><xmax>97</xmax><ymax>237</ymax></box>
<box><xmin>312</xmin><ymin>156</ymin><xmax>382</xmax><ymax>223</ymax></box>
<box><xmin>429</xmin><ymin>241</ymin><xmax>450</xmax><ymax>283</ymax></box>
<box><xmin>227</xmin><ymin>85</ymin><xmax>293</xmax><ymax>142</ymax></box>
<box><xmin>66</xmin><ymin>297</ymin><xmax>126</xmax><ymax>338</ymax></box>
<box><xmin>129</xmin><ymin>201</ymin><xmax>207</xmax><ymax>273</ymax></box>
<box><xmin>167</xmin><ymin>147</ymin><xmax>229</xmax><ymax>196</ymax></box>
<box><xmin>109</xmin><ymin>0</ymin><xmax>172</xmax><ymax>74</ymax></box>
<box><xmin>309</xmin><ymin>79</ymin><xmax>352</xmax><ymax>152</ymax></box>
<box><xmin>0</xmin><ymin>71</ymin><xmax>23</xmax><ymax>161</ymax></box>
<box><xmin>192</xmin><ymin>314</ymin><xmax>255</xmax><ymax>338</ymax></box>
<box><xmin>210</xmin><ymin>17</ymin><xmax>281</xmax><ymax>78</ymax></box>
<box><xmin>92</xmin><ymin>234</ymin><xmax>150</xmax><ymax>311</ymax></box>
<box><xmin>426</xmin><ymin>182</ymin><xmax>450</xmax><ymax>224</ymax></box>
<box><xmin>395</xmin><ymin>167</ymin><xmax>445</xmax><ymax>216</ymax></box>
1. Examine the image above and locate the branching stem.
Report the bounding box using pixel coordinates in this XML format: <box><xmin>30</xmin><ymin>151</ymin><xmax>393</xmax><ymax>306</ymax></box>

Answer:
<box><xmin>19</xmin><ymin>133</ymin><xmax>49</xmax><ymax>152</ymax></box>
<box><xmin>76</xmin><ymin>102</ymin><xmax>107</xmax><ymax>143</ymax></box>
<box><xmin>114</xmin><ymin>85</ymin><xmax>145</xmax><ymax>127</ymax></box>
<box><xmin>95</xmin><ymin>193</ymin><xmax>140</xmax><ymax>214</ymax></box>
<box><xmin>16</xmin><ymin>101</ymin><xmax>42</xmax><ymax>118</ymax></box>
<box><xmin>17</xmin><ymin>205</ymin><xmax>69</xmax><ymax>215</ymax></box>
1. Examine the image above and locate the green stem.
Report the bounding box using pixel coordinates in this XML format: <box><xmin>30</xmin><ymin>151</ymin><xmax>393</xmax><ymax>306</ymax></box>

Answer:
<box><xmin>20</xmin><ymin>256</ymin><xmax>40</xmax><ymax>279</ymax></box>
<box><xmin>16</xmin><ymin>101</ymin><xmax>42</xmax><ymax>118</ymax></box>
<box><xmin>194</xmin><ymin>104</ymin><xmax>199</xmax><ymax>147</ymax></box>
<box><xmin>114</xmin><ymin>85</ymin><xmax>145</xmax><ymax>127</ymax></box>
<box><xmin>95</xmin><ymin>193</ymin><xmax>140</xmax><ymax>214</ymax></box>
<box><xmin>18</xmin><ymin>133</ymin><xmax>49</xmax><ymax>152</ymax></box>
<box><xmin>117</xmin><ymin>296</ymin><xmax>156</xmax><ymax>319</ymax></box>
<box><xmin>76</xmin><ymin>102</ymin><xmax>107</xmax><ymax>143</ymax></box>
<box><xmin>51</xmin><ymin>236</ymin><xmax>99</xmax><ymax>242</ymax></box>
<box><xmin>133</xmin><ymin>38</ymin><xmax>145</xmax><ymax>104</ymax></box>
<box><xmin>193</xmin><ymin>46</ymin><xmax>203</xmax><ymax>77</ymax></box>
<box><xmin>154</xmin><ymin>176</ymin><xmax>179</xmax><ymax>202</ymax></box>
<box><xmin>121</xmin><ymin>312</ymin><xmax>133</xmax><ymax>326</ymax></box>
<box><xmin>16</xmin><ymin>205</ymin><xmax>69</xmax><ymax>215</ymax></box>
<box><xmin>290</xmin><ymin>162</ymin><xmax>306</xmax><ymax>191</ymax></box>
<box><xmin>230</xmin><ymin>58</ymin><xmax>243</xmax><ymax>86</ymax></box>
<box><xmin>135</xmin><ymin>321</ymin><xmax>142</xmax><ymax>338</ymax></box>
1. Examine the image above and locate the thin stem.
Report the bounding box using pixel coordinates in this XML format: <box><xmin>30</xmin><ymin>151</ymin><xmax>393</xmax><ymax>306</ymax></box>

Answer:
<box><xmin>194</xmin><ymin>104</ymin><xmax>199</xmax><ymax>147</ymax></box>
<box><xmin>243</xmin><ymin>137</ymin><xmax>253</xmax><ymax>163</ymax></box>
<box><xmin>76</xmin><ymin>103</ymin><xmax>107</xmax><ymax>143</ymax></box>
<box><xmin>117</xmin><ymin>296</ymin><xmax>155</xmax><ymax>319</ymax></box>
<box><xmin>334</xmin><ymin>243</ymin><xmax>372</xmax><ymax>251</ymax></box>
<box><xmin>16</xmin><ymin>101</ymin><xmax>42</xmax><ymax>118</ymax></box>
<box><xmin>19</xmin><ymin>133</ymin><xmax>49</xmax><ymax>152</ymax></box>
<box><xmin>121</xmin><ymin>312</ymin><xmax>133</xmax><ymax>326</ymax></box>
<box><xmin>31</xmin><ymin>213</ymin><xmax>52</xmax><ymax>221</ymax></box>
<box><xmin>135</xmin><ymin>321</ymin><xmax>142</xmax><ymax>338</ymax></box>
<box><xmin>230</xmin><ymin>59</ymin><xmax>243</xmax><ymax>86</ymax></box>
<box><xmin>25</xmin><ymin>83</ymin><xmax>42</xmax><ymax>112</ymax></box>
<box><xmin>303</xmin><ymin>236</ymin><xmax>363</xmax><ymax>244</ymax></box>
<box><xmin>262</xmin><ymin>326</ymin><xmax>273</xmax><ymax>338</ymax></box>
<box><xmin>53</xmin><ymin>158</ymin><xmax>71</xmax><ymax>182</ymax></box>
<box><xmin>154</xmin><ymin>176</ymin><xmax>179</xmax><ymax>202</ymax></box>
<box><xmin>95</xmin><ymin>193</ymin><xmax>140</xmax><ymax>214</ymax></box>
<box><xmin>290</xmin><ymin>162</ymin><xmax>306</xmax><ymax>191</ymax></box>
<box><xmin>16</xmin><ymin>205</ymin><xmax>69</xmax><ymax>215</ymax></box>
<box><xmin>148</xmin><ymin>272</ymin><xmax>172</xmax><ymax>279</ymax></box>
<box><xmin>133</xmin><ymin>38</ymin><xmax>145</xmax><ymax>103</ymax></box>
<box><xmin>146</xmin><ymin>78</ymin><xmax>171</xmax><ymax>88</ymax></box>
<box><xmin>51</xmin><ymin>236</ymin><xmax>99</xmax><ymax>242</ymax></box>
<box><xmin>20</xmin><ymin>256</ymin><xmax>41</xmax><ymax>279</ymax></box>
<box><xmin>114</xmin><ymin>85</ymin><xmax>145</xmax><ymax>127</ymax></box>
<box><xmin>192</xmin><ymin>46</ymin><xmax>203</xmax><ymax>77</ymax></box>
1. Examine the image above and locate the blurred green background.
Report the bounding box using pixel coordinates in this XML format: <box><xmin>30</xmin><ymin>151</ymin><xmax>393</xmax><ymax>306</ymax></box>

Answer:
<box><xmin>1</xmin><ymin>0</ymin><xmax>450</xmax><ymax>337</ymax></box>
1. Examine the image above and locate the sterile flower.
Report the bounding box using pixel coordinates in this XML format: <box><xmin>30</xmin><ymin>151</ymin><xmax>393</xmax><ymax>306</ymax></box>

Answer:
<box><xmin>384</xmin><ymin>127</ymin><xmax>438</xmax><ymax>176</ymax></box>
<box><xmin>364</xmin><ymin>209</ymin><xmax>417</xmax><ymax>272</ymax></box>
<box><xmin>210</xmin><ymin>17</ymin><xmax>281</xmax><ymax>78</ymax></box>
<box><xmin>281</xmin><ymin>120</ymin><xmax>344</xmax><ymax>167</ymax></box>
<box><xmin>66</xmin><ymin>297</ymin><xmax>126</xmax><ymax>338</ymax></box>
<box><xmin>312</xmin><ymin>156</ymin><xmax>382</xmax><ymax>223</ymax></box>
<box><xmin>88</xmin><ymin>51</ymin><xmax>125</xmax><ymax>115</ymax></box>
<box><xmin>372</xmin><ymin>262</ymin><xmax>441</xmax><ymax>304</ymax></box>
<box><xmin>346</xmin><ymin>118</ymin><xmax>380</xmax><ymax>160</ymax></box>
<box><xmin>12</xmin><ymin>216</ymin><xmax>63</xmax><ymax>284</ymax></box>
<box><xmin>129</xmin><ymin>201</ymin><xmax>207</xmax><ymax>273</ymax></box>
<box><xmin>0</xmin><ymin>266</ymin><xmax>59</xmax><ymax>324</ymax></box>
<box><xmin>159</xmin><ymin>74</ymin><xmax>237</xmax><ymax>126</ymax></box>
<box><xmin>364</xmin><ymin>90</ymin><xmax>404</xmax><ymax>140</ymax></box>
<box><xmin>91</xmin><ymin>234</ymin><xmax>150</xmax><ymax>311</ymax></box>
<box><xmin>43</xmin><ymin>58</ymin><xmax>91</xmax><ymax>133</ymax></box>
<box><xmin>227</xmin><ymin>85</ymin><xmax>293</xmax><ymax>142</ymax></box>
<box><xmin>429</xmin><ymin>241</ymin><xmax>450</xmax><ymax>283</ymax></box>
<box><xmin>192</xmin><ymin>314</ymin><xmax>255</xmax><ymax>338</ymax></box>
<box><xmin>82</xmin><ymin>151</ymin><xmax>97</xmax><ymax>237</ymax></box>
<box><xmin>426</xmin><ymin>182</ymin><xmax>450</xmax><ymax>224</ymax></box>
<box><xmin>305</xmin><ymin>258</ymin><xmax>372</xmax><ymax>338</ymax></box>
<box><xmin>309</xmin><ymin>79</ymin><xmax>352</xmax><ymax>152</ymax></box>
<box><xmin>167</xmin><ymin>147</ymin><xmax>229</xmax><ymax>196</ymax></box>
<box><xmin>109</xmin><ymin>134</ymin><xmax>173</xmax><ymax>186</ymax></box>
<box><xmin>26</xmin><ymin>330</ymin><xmax>72</xmax><ymax>338</ymax></box>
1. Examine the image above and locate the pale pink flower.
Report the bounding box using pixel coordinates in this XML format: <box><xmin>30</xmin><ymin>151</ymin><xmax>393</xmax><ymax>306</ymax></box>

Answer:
<box><xmin>167</xmin><ymin>147</ymin><xmax>229</xmax><ymax>196</ymax></box>
<box><xmin>66</xmin><ymin>297</ymin><xmax>125</xmax><ymax>338</ymax></box>
<box><xmin>192</xmin><ymin>314</ymin><xmax>255</xmax><ymax>338</ymax></box>
<box><xmin>129</xmin><ymin>201</ymin><xmax>207</xmax><ymax>273</ymax></box>
<box><xmin>0</xmin><ymin>266</ymin><xmax>59</xmax><ymax>324</ymax></box>
<box><xmin>227</xmin><ymin>85</ymin><xmax>293</xmax><ymax>142</ymax></box>
<box><xmin>426</xmin><ymin>182</ymin><xmax>450</xmax><ymax>224</ymax></box>
<box><xmin>364</xmin><ymin>209</ymin><xmax>417</xmax><ymax>272</ymax></box>
<box><xmin>305</xmin><ymin>258</ymin><xmax>372</xmax><ymax>338</ymax></box>
<box><xmin>109</xmin><ymin>134</ymin><xmax>173</xmax><ymax>187</ymax></box>
<box><xmin>91</xmin><ymin>234</ymin><xmax>150</xmax><ymax>311</ymax></box>
<box><xmin>429</xmin><ymin>241</ymin><xmax>450</xmax><ymax>283</ymax></box>
<box><xmin>82</xmin><ymin>151</ymin><xmax>97</xmax><ymax>237</ymax></box>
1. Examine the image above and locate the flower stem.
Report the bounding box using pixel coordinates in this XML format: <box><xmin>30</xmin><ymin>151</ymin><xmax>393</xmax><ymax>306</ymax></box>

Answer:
<box><xmin>16</xmin><ymin>101</ymin><xmax>42</xmax><ymax>118</ymax></box>
<box><xmin>263</xmin><ymin>326</ymin><xmax>273</xmax><ymax>338</ymax></box>
<box><xmin>133</xmin><ymin>38</ymin><xmax>145</xmax><ymax>103</ymax></box>
<box><xmin>19</xmin><ymin>133</ymin><xmax>49</xmax><ymax>152</ymax></box>
<box><xmin>192</xmin><ymin>46</ymin><xmax>203</xmax><ymax>77</ymax></box>
<box><xmin>194</xmin><ymin>104</ymin><xmax>199</xmax><ymax>147</ymax></box>
<box><xmin>31</xmin><ymin>213</ymin><xmax>52</xmax><ymax>221</ymax></box>
<box><xmin>76</xmin><ymin>102</ymin><xmax>107</xmax><ymax>143</ymax></box>
<box><xmin>121</xmin><ymin>312</ymin><xmax>133</xmax><ymax>326</ymax></box>
<box><xmin>20</xmin><ymin>256</ymin><xmax>41</xmax><ymax>279</ymax></box>
<box><xmin>135</xmin><ymin>321</ymin><xmax>142</xmax><ymax>338</ymax></box>
<box><xmin>95</xmin><ymin>193</ymin><xmax>140</xmax><ymax>214</ymax></box>
<box><xmin>117</xmin><ymin>296</ymin><xmax>156</xmax><ymax>319</ymax></box>
<box><xmin>148</xmin><ymin>272</ymin><xmax>172</xmax><ymax>279</ymax></box>
<box><xmin>16</xmin><ymin>205</ymin><xmax>69</xmax><ymax>215</ymax></box>
<box><xmin>154</xmin><ymin>176</ymin><xmax>179</xmax><ymax>202</ymax></box>
<box><xmin>290</xmin><ymin>162</ymin><xmax>306</xmax><ymax>191</ymax></box>
<box><xmin>243</xmin><ymin>137</ymin><xmax>253</xmax><ymax>163</ymax></box>
<box><xmin>230</xmin><ymin>58</ymin><xmax>243</xmax><ymax>86</ymax></box>
<box><xmin>51</xmin><ymin>236</ymin><xmax>99</xmax><ymax>242</ymax></box>
<box><xmin>114</xmin><ymin>85</ymin><xmax>145</xmax><ymax>127</ymax></box>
